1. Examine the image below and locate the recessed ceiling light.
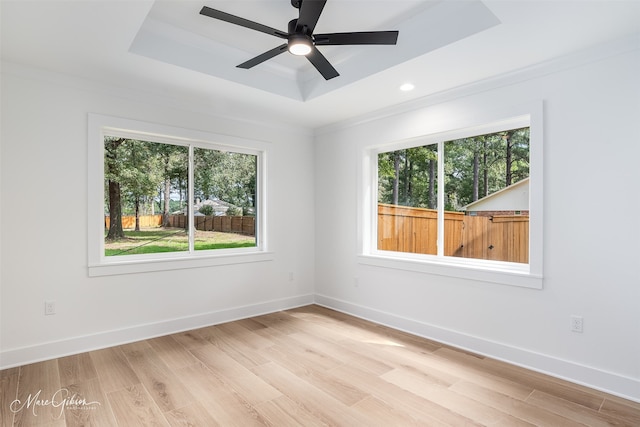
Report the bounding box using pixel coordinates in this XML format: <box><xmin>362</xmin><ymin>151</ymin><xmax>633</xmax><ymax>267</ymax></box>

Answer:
<box><xmin>400</xmin><ymin>83</ymin><xmax>415</xmax><ymax>92</ymax></box>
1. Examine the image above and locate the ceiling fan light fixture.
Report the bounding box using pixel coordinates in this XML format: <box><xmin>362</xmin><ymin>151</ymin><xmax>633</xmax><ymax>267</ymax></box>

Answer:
<box><xmin>288</xmin><ymin>34</ymin><xmax>312</xmax><ymax>56</ymax></box>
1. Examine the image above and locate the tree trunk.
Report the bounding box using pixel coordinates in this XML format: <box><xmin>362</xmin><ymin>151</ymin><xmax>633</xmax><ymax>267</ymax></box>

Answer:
<box><xmin>106</xmin><ymin>180</ymin><xmax>125</xmax><ymax>240</ymax></box>
<box><xmin>185</xmin><ymin>201</ymin><xmax>189</xmax><ymax>231</ymax></box>
<box><xmin>162</xmin><ymin>175</ymin><xmax>171</xmax><ymax>228</ymax></box>
<box><xmin>404</xmin><ymin>155</ymin><xmax>410</xmax><ymax>204</ymax></box>
<box><xmin>428</xmin><ymin>158</ymin><xmax>436</xmax><ymax>209</ymax></box>
<box><xmin>392</xmin><ymin>151</ymin><xmax>400</xmax><ymax>205</ymax></box>
<box><xmin>505</xmin><ymin>130</ymin><xmax>514</xmax><ymax>186</ymax></box>
<box><xmin>105</xmin><ymin>137</ymin><xmax>125</xmax><ymax>241</ymax></box>
<box><xmin>483</xmin><ymin>140</ymin><xmax>489</xmax><ymax>197</ymax></box>
<box><xmin>134</xmin><ymin>196</ymin><xmax>141</xmax><ymax>232</ymax></box>
<box><xmin>472</xmin><ymin>143</ymin><xmax>480</xmax><ymax>202</ymax></box>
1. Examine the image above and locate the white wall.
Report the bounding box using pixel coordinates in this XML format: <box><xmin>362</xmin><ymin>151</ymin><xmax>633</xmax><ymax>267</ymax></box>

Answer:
<box><xmin>1</xmin><ymin>41</ymin><xmax>639</xmax><ymax>403</ymax></box>
<box><xmin>0</xmin><ymin>64</ymin><xmax>315</xmax><ymax>367</ymax></box>
<box><xmin>314</xmin><ymin>44</ymin><xmax>640</xmax><ymax>401</ymax></box>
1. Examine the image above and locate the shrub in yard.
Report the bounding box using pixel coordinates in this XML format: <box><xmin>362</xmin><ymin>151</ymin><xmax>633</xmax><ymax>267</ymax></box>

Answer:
<box><xmin>226</xmin><ymin>206</ymin><xmax>242</xmax><ymax>216</ymax></box>
<box><xmin>199</xmin><ymin>205</ymin><xmax>214</xmax><ymax>216</ymax></box>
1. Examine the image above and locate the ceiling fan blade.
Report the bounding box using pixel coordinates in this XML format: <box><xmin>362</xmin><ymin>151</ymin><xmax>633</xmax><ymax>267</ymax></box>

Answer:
<box><xmin>237</xmin><ymin>44</ymin><xmax>288</xmax><ymax>69</ymax></box>
<box><xmin>200</xmin><ymin>6</ymin><xmax>288</xmax><ymax>39</ymax></box>
<box><xmin>306</xmin><ymin>46</ymin><xmax>339</xmax><ymax>80</ymax></box>
<box><xmin>297</xmin><ymin>0</ymin><xmax>327</xmax><ymax>33</ymax></box>
<box><xmin>314</xmin><ymin>31</ymin><xmax>399</xmax><ymax>46</ymax></box>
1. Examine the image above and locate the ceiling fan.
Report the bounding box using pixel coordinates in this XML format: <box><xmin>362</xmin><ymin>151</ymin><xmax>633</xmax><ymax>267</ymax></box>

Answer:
<box><xmin>200</xmin><ymin>0</ymin><xmax>399</xmax><ymax>80</ymax></box>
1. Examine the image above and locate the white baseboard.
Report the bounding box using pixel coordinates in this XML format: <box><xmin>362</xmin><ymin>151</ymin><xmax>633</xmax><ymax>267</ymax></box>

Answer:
<box><xmin>0</xmin><ymin>294</ymin><xmax>314</xmax><ymax>370</ymax></box>
<box><xmin>314</xmin><ymin>294</ymin><xmax>640</xmax><ymax>403</ymax></box>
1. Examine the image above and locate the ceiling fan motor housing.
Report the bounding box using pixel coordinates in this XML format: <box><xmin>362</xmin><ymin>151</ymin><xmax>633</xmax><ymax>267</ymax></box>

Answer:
<box><xmin>288</xmin><ymin>18</ymin><xmax>310</xmax><ymax>35</ymax></box>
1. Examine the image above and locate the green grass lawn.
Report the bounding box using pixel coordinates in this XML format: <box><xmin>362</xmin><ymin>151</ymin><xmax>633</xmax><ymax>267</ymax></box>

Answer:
<box><xmin>105</xmin><ymin>228</ymin><xmax>256</xmax><ymax>256</ymax></box>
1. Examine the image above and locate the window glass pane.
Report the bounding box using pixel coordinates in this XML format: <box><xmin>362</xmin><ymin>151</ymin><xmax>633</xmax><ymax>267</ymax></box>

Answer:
<box><xmin>444</xmin><ymin>127</ymin><xmax>530</xmax><ymax>263</ymax></box>
<box><xmin>377</xmin><ymin>145</ymin><xmax>438</xmax><ymax>254</ymax></box>
<box><xmin>104</xmin><ymin>138</ymin><xmax>188</xmax><ymax>256</ymax></box>
<box><xmin>193</xmin><ymin>147</ymin><xmax>257</xmax><ymax>251</ymax></box>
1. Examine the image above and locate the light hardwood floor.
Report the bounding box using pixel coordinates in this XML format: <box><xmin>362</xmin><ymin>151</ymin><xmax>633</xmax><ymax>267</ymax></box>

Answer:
<box><xmin>1</xmin><ymin>305</ymin><xmax>639</xmax><ymax>426</ymax></box>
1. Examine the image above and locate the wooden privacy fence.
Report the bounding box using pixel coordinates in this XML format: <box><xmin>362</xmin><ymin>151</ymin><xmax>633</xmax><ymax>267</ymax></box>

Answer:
<box><xmin>105</xmin><ymin>214</ymin><xmax>255</xmax><ymax>236</ymax></box>
<box><xmin>104</xmin><ymin>214</ymin><xmax>162</xmax><ymax>229</ymax></box>
<box><xmin>169</xmin><ymin>215</ymin><xmax>255</xmax><ymax>236</ymax></box>
<box><xmin>378</xmin><ymin>203</ymin><xmax>529</xmax><ymax>263</ymax></box>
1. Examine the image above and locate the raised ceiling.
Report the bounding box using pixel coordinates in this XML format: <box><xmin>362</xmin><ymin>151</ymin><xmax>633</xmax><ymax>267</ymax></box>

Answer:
<box><xmin>2</xmin><ymin>1</ymin><xmax>639</xmax><ymax>129</ymax></box>
<box><xmin>130</xmin><ymin>1</ymin><xmax>499</xmax><ymax>101</ymax></box>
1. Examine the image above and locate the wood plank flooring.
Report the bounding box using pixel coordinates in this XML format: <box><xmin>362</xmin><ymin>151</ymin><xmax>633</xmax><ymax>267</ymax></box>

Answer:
<box><xmin>2</xmin><ymin>305</ymin><xmax>639</xmax><ymax>426</ymax></box>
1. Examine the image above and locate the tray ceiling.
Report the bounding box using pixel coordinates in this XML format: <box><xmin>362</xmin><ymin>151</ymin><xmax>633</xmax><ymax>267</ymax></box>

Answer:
<box><xmin>130</xmin><ymin>0</ymin><xmax>500</xmax><ymax>101</ymax></box>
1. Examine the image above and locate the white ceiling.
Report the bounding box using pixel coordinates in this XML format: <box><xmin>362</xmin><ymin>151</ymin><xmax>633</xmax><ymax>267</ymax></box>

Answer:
<box><xmin>130</xmin><ymin>1</ymin><xmax>500</xmax><ymax>101</ymax></box>
<box><xmin>2</xmin><ymin>0</ymin><xmax>639</xmax><ymax>129</ymax></box>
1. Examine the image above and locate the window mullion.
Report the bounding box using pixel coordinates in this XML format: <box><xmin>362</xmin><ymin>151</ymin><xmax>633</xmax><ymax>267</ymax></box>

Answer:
<box><xmin>188</xmin><ymin>145</ymin><xmax>195</xmax><ymax>253</ymax></box>
<box><xmin>437</xmin><ymin>141</ymin><xmax>445</xmax><ymax>257</ymax></box>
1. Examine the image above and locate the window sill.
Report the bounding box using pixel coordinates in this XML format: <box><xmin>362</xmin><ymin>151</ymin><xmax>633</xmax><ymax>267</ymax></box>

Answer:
<box><xmin>89</xmin><ymin>251</ymin><xmax>274</xmax><ymax>277</ymax></box>
<box><xmin>357</xmin><ymin>253</ymin><xmax>543</xmax><ymax>289</ymax></box>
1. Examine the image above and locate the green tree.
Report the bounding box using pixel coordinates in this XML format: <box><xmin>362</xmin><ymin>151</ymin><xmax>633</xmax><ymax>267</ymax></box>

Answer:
<box><xmin>378</xmin><ymin>127</ymin><xmax>529</xmax><ymax>212</ymax></box>
<box><xmin>118</xmin><ymin>140</ymin><xmax>160</xmax><ymax>231</ymax></box>
<box><xmin>194</xmin><ymin>148</ymin><xmax>257</xmax><ymax>210</ymax></box>
<box><xmin>378</xmin><ymin>146</ymin><xmax>437</xmax><ymax>208</ymax></box>
<box><xmin>105</xmin><ymin>138</ymin><xmax>189</xmax><ymax>240</ymax></box>
<box><xmin>104</xmin><ymin>137</ymin><xmax>126</xmax><ymax>240</ymax></box>
<box><xmin>444</xmin><ymin>127</ymin><xmax>529</xmax><ymax>210</ymax></box>
<box><xmin>152</xmin><ymin>143</ymin><xmax>188</xmax><ymax>227</ymax></box>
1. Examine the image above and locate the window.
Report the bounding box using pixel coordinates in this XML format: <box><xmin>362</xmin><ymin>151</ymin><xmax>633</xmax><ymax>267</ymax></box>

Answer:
<box><xmin>89</xmin><ymin>114</ymin><xmax>270</xmax><ymax>276</ymax></box>
<box><xmin>360</xmin><ymin>106</ymin><xmax>543</xmax><ymax>288</ymax></box>
<box><xmin>378</xmin><ymin>127</ymin><xmax>530</xmax><ymax>263</ymax></box>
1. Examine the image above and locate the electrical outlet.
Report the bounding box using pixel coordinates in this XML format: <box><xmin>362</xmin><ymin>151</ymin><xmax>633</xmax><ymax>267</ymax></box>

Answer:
<box><xmin>45</xmin><ymin>300</ymin><xmax>56</xmax><ymax>316</ymax></box>
<box><xmin>570</xmin><ymin>315</ymin><xmax>583</xmax><ymax>333</ymax></box>
<box><xmin>288</xmin><ymin>272</ymin><xmax>294</xmax><ymax>282</ymax></box>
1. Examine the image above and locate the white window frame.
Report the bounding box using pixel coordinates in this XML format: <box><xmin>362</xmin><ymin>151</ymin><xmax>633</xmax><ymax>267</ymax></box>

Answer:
<box><xmin>88</xmin><ymin>114</ymin><xmax>272</xmax><ymax>277</ymax></box>
<box><xmin>357</xmin><ymin>102</ymin><xmax>543</xmax><ymax>289</ymax></box>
